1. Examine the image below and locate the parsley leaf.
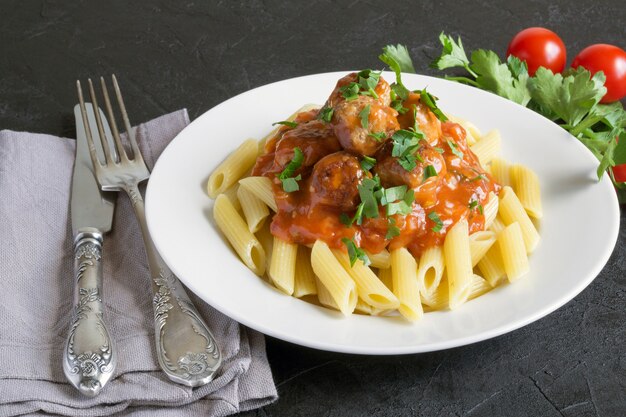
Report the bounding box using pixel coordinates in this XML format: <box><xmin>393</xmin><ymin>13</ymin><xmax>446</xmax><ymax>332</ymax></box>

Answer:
<box><xmin>424</xmin><ymin>165</ymin><xmax>437</xmax><ymax>180</ymax></box>
<box><xmin>278</xmin><ymin>147</ymin><xmax>304</xmax><ymax>192</ymax></box>
<box><xmin>469</xmin><ymin>49</ymin><xmax>532</xmax><ymax>106</ymax></box>
<box><xmin>447</xmin><ymin>139</ymin><xmax>464</xmax><ymax>159</ymax></box>
<box><xmin>342</xmin><ymin>237</ymin><xmax>371</xmax><ymax>267</ymax></box>
<box><xmin>359</xmin><ymin>104</ymin><xmax>371</xmax><ymax>129</ymax></box>
<box><xmin>272</xmin><ymin>120</ymin><xmax>298</xmax><ymax>128</ymax></box>
<box><xmin>318</xmin><ymin>106</ymin><xmax>334</xmax><ymax>123</ymax></box>
<box><xmin>431</xmin><ymin>32</ymin><xmax>474</xmax><ymax>76</ymax></box>
<box><xmin>360</xmin><ymin>156</ymin><xmax>376</xmax><ymax>171</ymax></box>
<box><xmin>428</xmin><ymin>211</ymin><xmax>443</xmax><ymax>232</ymax></box>
<box><xmin>391</xmin><ymin>129</ymin><xmax>423</xmax><ymax>171</ymax></box>
<box><xmin>419</xmin><ymin>89</ymin><xmax>449</xmax><ymax>122</ymax></box>
<box><xmin>379</xmin><ymin>44</ymin><xmax>413</xmax><ymax>100</ymax></box>
<box><xmin>357</xmin><ymin>177</ymin><xmax>382</xmax><ymax>220</ymax></box>
<box><xmin>386</xmin><ymin>218</ymin><xmax>401</xmax><ymax>240</ymax></box>
<box><xmin>368</xmin><ymin>131</ymin><xmax>387</xmax><ymax>141</ymax></box>
<box><xmin>528</xmin><ymin>66</ymin><xmax>606</xmax><ymax>127</ymax></box>
<box><xmin>340</xmin><ymin>82</ymin><xmax>360</xmax><ymax>101</ymax></box>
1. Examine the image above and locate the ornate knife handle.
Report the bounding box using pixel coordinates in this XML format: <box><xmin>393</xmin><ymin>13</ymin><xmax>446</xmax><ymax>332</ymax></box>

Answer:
<box><xmin>63</xmin><ymin>231</ymin><xmax>116</xmax><ymax>397</ymax></box>
<box><xmin>127</xmin><ymin>184</ymin><xmax>222</xmax><ymax>387</ymax></box>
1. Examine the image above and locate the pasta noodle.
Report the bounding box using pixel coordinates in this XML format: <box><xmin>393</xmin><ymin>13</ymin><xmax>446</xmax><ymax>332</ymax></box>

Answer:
<box><xmin>490</xmin><ymin>157</ymin><xmax>510</xmax><ymax>187</ymax></box>
<box><xmin>469</xmin><ymin>230</ymin><xmax>496</xmax><ymax>267</ymax></box>
<box><xmin>268</xmin><ymin>237</ymin><xmax>298</xmax><ymax>295</ymax></box>
<box><xmin>293</xmin><ymin>246</ymin><xmax>318</xmax><ymax>298</ymax></box>
<box><xmin>416</xmin><ymin>246</ymin><xmax>445</xmax><ymax>296</ymax></box>
<box><xmin>310</xmin><ymin>240</ymin><xmax>357</xmax><ymax>315</ymax></box>
<box><xmin>510</xmin><ymin>164</ymin><xmax>542</xmax><ymax>219</ymax></box>
<box><xmin>366</xmin><ymin>249</ymin><xmax>391</xmax><ymax>269</ymax></box>
<box><xmin>238</xmin><ymin>176</ymin><xmax>278</xmax><ymax>212</ymax></box>
<box><xmin>213</xmin><ymin>194</ymin><xmax>266</xmax><ymax>276</ymax></box>
<box><xmin>470</xmin><ymin>129</ymin><xmax>501</xmax><ymax>165</ymax></box>
<box><xmin>390</xmin><ymin>248</ymin><xmax>423</xmax><ymax>321</ymax></box>
<box><xmin>498</xmin><ymin>186</ymin><xmax>540</xmax><ymax>253</ymax></box>
<box><xmin>498</xmin><ymin>222</ymin><xmax>529</xmax><ymax>282</ymax></box>
<box><xmin>422</xmin><ymin>274</ymin><xmax>493</xmax><ymax>310</ymax></box>
<box><xmin>444</xmin><ymin>219</ymin><xmax>472</xmax><ymax>310</ymax></box>
<box><xmin>207</xmin><ymin>139</ymin><xmax>258</xmax><ymax>198</ymax></box>
<box><xmin>237</xmin><ymin>186</ymin><xmax>270</xmax><ymax>233</ymax></box>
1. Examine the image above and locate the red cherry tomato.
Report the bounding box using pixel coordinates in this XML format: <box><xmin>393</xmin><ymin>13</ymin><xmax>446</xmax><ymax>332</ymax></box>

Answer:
<box><xmin>572</xmin><ymin>44</ymin><xmax>626</xmax><ymax>103</ymax></box>
<box><xmin>506</xmin><ymin>27</ymin><xmax>567</xmax><ymax>76</ymax></box>
<box><xmin>612</xmin><ymin>165</ymin><xmax>626</xmax><ymax>182</ymax></box>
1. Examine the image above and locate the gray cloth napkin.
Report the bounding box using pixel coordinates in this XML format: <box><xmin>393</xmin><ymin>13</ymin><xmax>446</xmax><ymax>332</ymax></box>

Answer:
<box><xmin>0</xmin><ymin>110</ymin><xmax>277</xmax><ymax>417</ymax></box>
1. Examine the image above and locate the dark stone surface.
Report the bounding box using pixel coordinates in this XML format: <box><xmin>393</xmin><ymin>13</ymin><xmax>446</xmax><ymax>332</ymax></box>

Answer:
<box><xmin>2</xmin><ymin>0</ymin><xmax>625</xmax><ymax>415</ymax></box>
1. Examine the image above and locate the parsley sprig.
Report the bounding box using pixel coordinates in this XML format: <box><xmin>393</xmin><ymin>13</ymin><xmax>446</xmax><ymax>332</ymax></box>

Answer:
<box><xmin>391</xmin><ymin>129</ymin><xmax>424</xmax><ymax>171</ymax></box>
<box><xmin>278</xmin><ymin>147</ymin><xmax>304</xmax><ymax>192</ymax></box>
<box><xmin>342</xmin><ymin>237</ymin><xmax>371</xmax><ymax>267</ymax></box>
<box><xmin>413</xmin><ymin>33</ymin><xmax>626</xmax><ymax>200</ymax></box>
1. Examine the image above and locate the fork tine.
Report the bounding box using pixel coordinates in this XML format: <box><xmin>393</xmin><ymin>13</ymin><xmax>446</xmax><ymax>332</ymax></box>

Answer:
<box><xmin>112</xmin><ymin>74</ymin><xmax>144</xmax><ymax>165</ymax></box>
<box><xmin>87</xmin><ymin>79</ymin><xmax>117</xmax><ymax>164</ymax></box>
<box><xmin>100</xmin><ymin>76</ymin><xmax>130</xmax><ymax>162</ymax></box>
<box><xmin>76</xmin><ymin>80</ymin><xmax>102</xmax><ymax>174</ymax></box>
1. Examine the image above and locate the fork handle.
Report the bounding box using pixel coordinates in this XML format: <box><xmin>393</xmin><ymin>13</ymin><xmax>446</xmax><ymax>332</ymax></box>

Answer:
<box><xmin>126</xmin><ymin>184</ymin><xmax>222</xmax><ymax>387</ymax></box>
<box><xmin>63</xmin><ymin>231</ymin><xmax>116</xmax><ymax>397</ymax></box>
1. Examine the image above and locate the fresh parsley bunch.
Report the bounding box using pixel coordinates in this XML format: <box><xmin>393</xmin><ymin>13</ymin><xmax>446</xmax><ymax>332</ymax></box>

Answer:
<box><xmin>384</xmin><ymin>34</ymin><xmax>626</xmax><ymax>202</ymax></box>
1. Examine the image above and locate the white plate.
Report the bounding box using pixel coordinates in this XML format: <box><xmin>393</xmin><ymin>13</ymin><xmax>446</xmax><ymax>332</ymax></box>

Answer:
<box><xmin>145</xmin><ymin>71</ymin><xmax>620</xmax><ymax>355</ymax></box>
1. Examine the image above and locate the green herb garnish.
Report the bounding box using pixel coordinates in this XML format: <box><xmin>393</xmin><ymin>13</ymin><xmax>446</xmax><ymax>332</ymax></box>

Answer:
<box><xmin>360</xmin><ymin>156</ymin><xmax>377</xmax><ymax>171</ymax></box>
<box><xmin>359</xmin><ymin>104</ymin><xmax>371</xmax><ymax>129</ymax></box>
<box><xmin>368</xmin><ymin>131</ymin><xmax>387</xmax><ymax>141</ymax></box>
<box><xmin>428</xmin><ymin>211</ymin><xmax>443</xmax><ymax>232</ymax></box>
<box><xmin>386</xmin><ymin>218</ymin><xmax>401</xmax><ymax>239</ymax></box>
<box><xmin>424</xmin><ymin>165</ymin><xmax>437</xmax><ymax>180</ymax></box>
<box><xmin>342</xmin><ymin>237</ymin><xmax>371</xmax><ymax>267</ymax></box>
<box><xmin>272</xmin><ymin>120</ymin><xmax>298</xmax><ymax>128</ymax></box>
<box><xmin>319</xmin><ymin>106</ymin><xmax>334</xmax><ymax>123</ymax></box>
<box><xmin>278</xmin><ymin>147</ymin><xmax>304</xmax><ymax>192</ymax></box>
<box><xmin>419</xmin><ymin>88</ymin><xmax>449</xmax><ymax>122</ymax></box>
<box><xmin>447</xmin><ymin>139</ymin><xmax>464</xmax><ymax>159</ymax></box>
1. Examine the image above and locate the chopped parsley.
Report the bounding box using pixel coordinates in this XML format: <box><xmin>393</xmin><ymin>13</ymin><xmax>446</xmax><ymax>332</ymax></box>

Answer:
<box><xmin>360</xmin><ymin>156</ymin><xmax>377</xmax><ymax>171</ymax></box>
<box><xmin>342</xmin><ymin>237</ymin><xmax>371</xmax><ymax>267</ymax></box>
<box><xmin>386</xmin><ymin>217</ymin><xmax>401</xmax><ymax>239</ymax></box>
<box><xmin>391</xmin><ymin>129</ymin><xmax>424</xmax><ymax>171</ymax></box>
<box><xmin>340</xmin><ymin>82</ymin><xmax>360</xmax><ymax>101</ymax></box>
<box><xmin>419</xmin><ymin>88</ymin><xmax>449</xmax><ymax>122</ymax></box>
<box><xmin>368</xmin><ymin>131</ymin><xmax>386</xmax><ymax>141</ymax></box>
<box><xmin>340</xmin><ymin>69</ymin><xmax>381</xmax><ymax>101</ymax></box>
<box><xmin>318</xmin><ymin>106</ymin><xmax>334</xmax><ymax>123</ymax></box>
<box><xmin>447</xmin><ymin>139</ymin><xmax>464</xmax><ymax>159</ymax></box>
<box><xmin>278</xmin><ymin>147</ymin><xmax>304</xmax><ymax>192</ymax></box>
<box><xmin>359</xmin><ymin>104</ymin><xmax>371</xmax><ymax>129</ymax></box>
<box><xmin>428</xmin><ymin>211</ymin><xmax>443</xmax><ymax>233</ymax></box>
<box><xmin>272</xmin><ymin>120</ymin><xmax>298</xmax><ymax>128</ymax></box>
<box><xmin>423</xmin><ymin>165</ymin><xmax>437</xmax><ymax>180</ymax></box>
<box><xmin>357</xmin><ymin>177</ymin><xmax>382</xmax><ymax>220</ymax></box>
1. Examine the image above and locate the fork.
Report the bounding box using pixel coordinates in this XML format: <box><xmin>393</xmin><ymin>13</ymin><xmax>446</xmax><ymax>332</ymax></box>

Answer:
<box><xmin>77</xmin><ymin>75</ymin><xmax>222</xmax><ymax>387</ymax></box>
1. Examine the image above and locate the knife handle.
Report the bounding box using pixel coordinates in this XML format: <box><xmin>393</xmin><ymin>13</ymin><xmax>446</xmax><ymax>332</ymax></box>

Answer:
<box><xmin>126</xmin><ymin>184</ymin><xmax>222</xmax><ymax>387</ymax></box>
<box><xmin>63</xmin><ymin>231</ymin><xmax>116</xmax><ymax>397</ymax></box>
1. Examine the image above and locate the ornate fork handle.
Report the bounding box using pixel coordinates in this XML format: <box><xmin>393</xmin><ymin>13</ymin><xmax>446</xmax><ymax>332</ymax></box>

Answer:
<box><xmin>63</xmin><ymin>231</ymin><xmax>116</xmax><ymax>397</ymax></box>
<box><xmin>125</xmin><ymin>183</ymin><xmax>222</xmax><ymax>386</ymax></box>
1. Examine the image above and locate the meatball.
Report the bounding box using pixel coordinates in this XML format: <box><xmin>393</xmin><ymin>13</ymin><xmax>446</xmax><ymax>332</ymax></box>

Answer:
<box><xmin>272</xmin><ymin>119</ymin><xmax>342</xmax><ymax>175</ymax></box>
<box><xmin>308</xmin><ymin>152</ymin><xmax>365</xmax><ymax>211</ymax></box>
<box><xmin>325</xmin><ymin>72</ymin><xmax>393</xmax><ymax>108</ymax></box>
<box><xmin>332</xmin><ymin>96</ymin><xmax>399</xmax><ymax>156</ymax></box>
<box><xmin>374</xmin><ymin>141</ymin><xmax>446</xmax><ymax>190</ymax></box>
<box><xmin>397</xmin><ymin>93</ymin><xmax>442</xmax><ymax>144</ymax></box>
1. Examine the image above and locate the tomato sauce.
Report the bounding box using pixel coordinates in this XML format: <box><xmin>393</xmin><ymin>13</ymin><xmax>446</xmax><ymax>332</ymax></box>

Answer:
<box><xmin>251</xmin><ymin>74</ymin><xmax>500</xmax><ymax>258</ymax></box>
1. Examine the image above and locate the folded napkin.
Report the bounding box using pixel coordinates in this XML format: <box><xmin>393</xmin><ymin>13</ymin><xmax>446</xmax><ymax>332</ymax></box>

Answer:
<box><xmin>0</xmin><ymin>110</ymin><xmax>277</xmax><ymax>416</ymax></box>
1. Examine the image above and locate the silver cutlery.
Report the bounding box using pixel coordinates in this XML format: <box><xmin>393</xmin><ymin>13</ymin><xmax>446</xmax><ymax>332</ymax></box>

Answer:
<box><xmin>63</xmin><ymin>103</ymin><xmax>118</xmax><ymax>397</ymax></box>
<box><xmin>76</xmin><ymin>75</ymin><xmax>222</xmax><ymax>387</ymax></box>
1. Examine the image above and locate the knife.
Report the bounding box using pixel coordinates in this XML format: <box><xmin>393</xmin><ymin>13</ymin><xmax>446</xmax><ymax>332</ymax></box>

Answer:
<box><xmin>62</xmin><ymin>103</ymin><xmax>117</xmax><ymax>397</ymax></box>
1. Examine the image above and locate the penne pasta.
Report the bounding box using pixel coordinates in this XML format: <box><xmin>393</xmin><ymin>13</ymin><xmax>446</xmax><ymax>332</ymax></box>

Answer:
<box><xmin>255</xmin><ymin>221</ymin><xmax>274</xmax><ymax>279</ymax></box>
<box><xmin>213</xmin><ymin>194</ymin><xmax>266</xmax><ymax>276</ymax></box>
<box><xmin>293</xmin><ymin>246</ymin><xmax>318</xmax><ymax>298</ymax></box>
<box><xmin>469</xmin><ymin>230</ymin><xmax>496</xmax><ymax>267</ymax></box>
<box><xmin>366</xmin><ymin>249</ymin><xmax>391</xmax><ymax>269</ymax></box>
<box><xmin>237</xmin><ymin>186</ymin><xmax>270</xmax><ymax>233</ymax></box>
<box><xmin>315</xmin><ymin>276</ymin><xmax>339</xmax><ymax>311</ymax></box>
<box><xmin>390</xmin><ymin>248</ymin><xmax>423</xmax><ymax>321</ymax></box>
<box><xmin>333</xmin><ymin>250</ymin><xmax>400</xmax><ymax>310</ymax></box>
<box><xmin>268</xmin><ymin>237</ymin><xmax>298</xmax><ymax>295</ymax></box>
<box><xmin>498</xmin><ymin>222</ymin><xmax>530</xmax><ymax>282</ymax></box>
<box><xmin>310</xmin><ymin>240</ymin><xmax>357</xmax><ymax>315</ymax></box>
<box><xmin>470</xmin><ymin>129</ymin><xmax>501</xmax><ymax>166</ymax></box>
<box><xmin>238</xmin><ymin>176</ymin><xmax>278</xmax><ymax>212</ymax></box>
<box><xmin>489</xmin><ymin>215</ymin><xmax>507</xmax><ymax>236</ymax></box>
<box><xmin>377</xmin><ymin>267</ymin><xmax>393</xmax><ymax>291</ymax></box>
<box><xmin>483</xmin><ymin>192</ymin><xmax>499</xmax><ymax>229</ymax></box>
<box><xmin>490</xmin><ymin>157</ymin><xmax>510</xmax><ymax>187</ymax></box>
<box><xmin>257</xmin><ymin>104</ymin><xmax>320</xmax><ymax>151</ymax></box>
<box><xmin>498</xmin><ymin>186</ymin><xmax>540</xmax><ymax>253</ymax></box>
<box><xmin>207</xmin><ymin>138</ymin><xmax>258</xmax><ymax>198</ymax></box>
<box><xmin>220</xmin><ymin>183</ymin><xmax>241</xmax><ymax>213</ymax></box>
<box><xmin>444</xmin><ymin>219</ymin><xmax>473</xmax><ymax>310</ymax></box>
<box><xmin>422</xmin><ymin>274</ymin><xmax>494</xmax><ymax>311</ymax></box>
<box><xmin>447</xmin><ymin>114</ymin><xmax>482</xmax><ymax>146</ymax></box>
<box><xmin>416</xmin><ymin>246</ymin><xmax>445</xmax><ymax>296</ymax></box>
<box><xmin>510</xmin><ymin>164</ymin><xmax>542</xmax><ymax>219</ymax></box>
<box><xmin>477</xmin><ymin>243</ymin><xmax>506</xmax><ymax>287</ymax></box>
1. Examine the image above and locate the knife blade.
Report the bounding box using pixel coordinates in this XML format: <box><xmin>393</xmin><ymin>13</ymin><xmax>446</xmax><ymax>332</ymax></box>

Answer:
<box><xmin>62</xmin><ymin>103</ymin><xmax>117</xmax><ymax>397</ymax></box>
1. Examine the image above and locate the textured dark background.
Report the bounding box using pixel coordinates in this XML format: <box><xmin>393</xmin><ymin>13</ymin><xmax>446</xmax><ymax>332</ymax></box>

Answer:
<box><xmin>2</xmin><ymin>0</ymin><xmax>625</xmax><ymax>416</ymax></box>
